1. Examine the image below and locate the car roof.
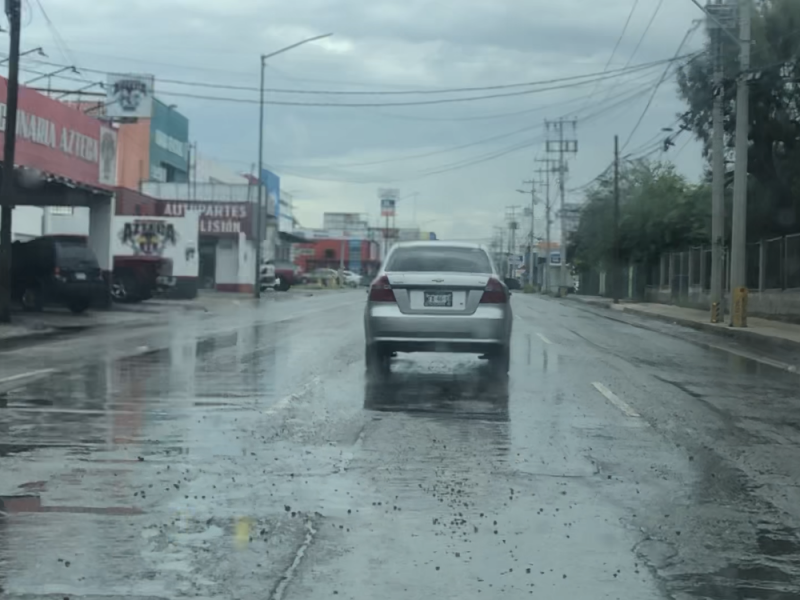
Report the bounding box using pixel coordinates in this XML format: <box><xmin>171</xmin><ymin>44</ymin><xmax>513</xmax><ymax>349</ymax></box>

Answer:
<box><xmin>389</xmin><ymin>241</ymin><xmax>487</xmax><ymax>251</ymax></box>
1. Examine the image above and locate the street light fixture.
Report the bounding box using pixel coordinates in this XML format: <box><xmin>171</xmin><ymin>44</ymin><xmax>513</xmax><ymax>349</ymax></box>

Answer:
<box><xmin>255</xmin><ymin>32</ymin><xmax>333</xmax><ymax>299</ymax></box>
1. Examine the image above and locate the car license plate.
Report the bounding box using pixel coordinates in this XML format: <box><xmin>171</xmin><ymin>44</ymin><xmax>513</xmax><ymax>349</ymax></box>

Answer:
<box><xmin>424</xmin><ymin>291</ymin><xmax>452</xmax><ymax>307</ymax></box>
<box><xmin>74</xmin><ymin>272</ymin><xmax>86</xmax><ymax>281</ymax></box>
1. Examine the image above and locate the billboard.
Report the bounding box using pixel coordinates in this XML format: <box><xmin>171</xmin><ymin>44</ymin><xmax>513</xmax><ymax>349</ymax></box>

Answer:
<box><xmin>106</xmin><ymin>73</ymin><xmax>154</xmax><ymax>119</ymax></box>
<box><xmin>378</xmin><ymin>187</ymin><xmax>398</xmax><ymax>217</ymax></box>
<box><xmin>261</xmin><ymin>168</ymin><xmax>280</xmax><ymax>220</ymax></box>
<box><xmin>0</xmin><ymin>76</ymin><xmax>118</xmax><ymax>190</ymax></box>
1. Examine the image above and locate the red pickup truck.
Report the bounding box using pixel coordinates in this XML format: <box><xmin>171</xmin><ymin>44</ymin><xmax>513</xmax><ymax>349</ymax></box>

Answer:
<box><xmin>267</xmin><ymin>259</ymin><xmax>303</xmax><ymax>291</ymax></box>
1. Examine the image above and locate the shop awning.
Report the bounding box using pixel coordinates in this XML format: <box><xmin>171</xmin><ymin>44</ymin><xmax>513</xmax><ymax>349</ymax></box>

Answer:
<box><xmin>279</xmin><ymin>231</ymin><xmax>312</xmax><ymax>244</ymax></box>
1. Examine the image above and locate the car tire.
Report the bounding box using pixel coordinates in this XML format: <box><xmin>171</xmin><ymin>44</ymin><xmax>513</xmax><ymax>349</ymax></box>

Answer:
<box><xmin>21</xmin><ymin>284</ymin><xmax>43</xmax><ymax>312</ymax></box>
<box><xmin>489</xmin><ymin>345</ymin><xmax>510</xmax><ymax>377</ymax></box>
<box><xmin>277</xmin><ymin>279</ymin><xmax>291</xmax><ymax>292</ymax></box>
<box><xmin>112</xmin><ymin>272</ymin><xmax>140</xmax><ymax>303</ymax></box>
<box><xmin>365</xmin><ymin>343</ymin><xmax>391</xmax><ymax>376</ymax></box>
<box><xmin>68</xmin><ymin>299</ymin><xmax>90</xmax><ymax>314</ymax></box>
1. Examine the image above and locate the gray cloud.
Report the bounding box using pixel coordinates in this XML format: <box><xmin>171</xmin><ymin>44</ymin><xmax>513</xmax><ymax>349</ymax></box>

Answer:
<box><xmin>13</xmin><ymin>0</ymin><xmax>707</xmax><ymax>239</ymax></box>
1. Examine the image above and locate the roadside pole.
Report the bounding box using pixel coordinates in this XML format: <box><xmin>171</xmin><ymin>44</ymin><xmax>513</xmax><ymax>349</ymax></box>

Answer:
<box><xmin>709</xmin><ymin>0</ymin><xmax>726</xmax><ymax>323</ymax></box>
<box><xmin>729</xmin><ymin>0</ymin><xmax>751</xmax><ymax>327</ymax></box>
<box><xmin>613</xmin><ymin>135</ymin><xmax>620</xmax><ymax>304</ymax></box>
<box><xmin>254</xmin><ymin>55</ymin><xmax>266</xmax><ymax>299</ymax></box>
<box><xmin>0</xmin><ymin>0</ymin><xmax>22</xmax><ymax>323</ymax></box>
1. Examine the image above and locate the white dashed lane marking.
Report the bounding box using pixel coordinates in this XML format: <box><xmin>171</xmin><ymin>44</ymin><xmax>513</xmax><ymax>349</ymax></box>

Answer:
<box><xmin>592</xmin><ymin>382</ymin><xmax>641</xmax><ymax>418</ymax></box>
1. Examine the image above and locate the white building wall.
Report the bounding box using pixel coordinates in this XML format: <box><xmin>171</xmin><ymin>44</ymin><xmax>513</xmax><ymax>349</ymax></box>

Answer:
<box><xmin>43</xmin><ymin>206</ymin><xmax>91</xmax><ymax>236</ymax></box>
<box><xmin>194</xmin><ymin>154</ymin><xmax>248</xmax><ymax>185</ymax></box>
<box><xmin>7</xmin><ymin>206</ymin><xmax>44</xmax><ymax>241</ymax></box>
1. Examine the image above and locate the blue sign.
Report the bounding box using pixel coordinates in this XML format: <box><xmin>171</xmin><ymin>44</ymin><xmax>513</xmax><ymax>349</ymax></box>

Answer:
<box><xmin>549</xmin><ymin>251</ymin><xmax>561</xmax><ymax>265</ymax></box>
<box><xmin>349</xmin><ymin>239</ymin><xmax>362</xmax><ymax>273</ymax></box>
<box><xmin>261</xmin><ymin>168</ymin><xmax>281</xmax><ymax>220</ymax></box>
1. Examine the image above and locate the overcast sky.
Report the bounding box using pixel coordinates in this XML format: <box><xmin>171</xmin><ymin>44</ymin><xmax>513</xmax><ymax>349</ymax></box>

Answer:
<box><xmin>10</xmin><ymin>0</ymin><xmax>708</xmax><ymax>243</ymax></box>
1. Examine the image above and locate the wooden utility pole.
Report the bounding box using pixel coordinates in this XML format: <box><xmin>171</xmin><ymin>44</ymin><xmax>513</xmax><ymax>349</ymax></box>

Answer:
<box><xmin>0</xmin><ymin>0</ymin><xmax>22</xmax><ymax>323</ymax></box>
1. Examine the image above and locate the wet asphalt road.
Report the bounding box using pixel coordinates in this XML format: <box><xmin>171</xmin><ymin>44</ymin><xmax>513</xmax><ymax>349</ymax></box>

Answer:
<box><xmin>1</xmin><ymin>290</ymin><xmax>800</xmax><ymax>599</ymax></box>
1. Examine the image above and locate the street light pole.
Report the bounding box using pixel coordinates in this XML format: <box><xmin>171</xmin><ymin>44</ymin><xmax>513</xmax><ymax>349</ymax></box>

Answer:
<box><xmin>254</xmin><ymin>33</ymin><xmax>333</xmax><ymax>299</ymax></box>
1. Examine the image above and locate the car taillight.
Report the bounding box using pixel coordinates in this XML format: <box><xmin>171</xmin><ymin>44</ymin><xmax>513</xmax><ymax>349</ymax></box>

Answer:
<box><xmin>368</xmin><ymin>275</ymin><xmax>395</xmax><ymax>302</ymax></box>
<box><xmin>480</xmin><ymin>277</ymin><xmax>508</xmax><ymax>304</ymax></box>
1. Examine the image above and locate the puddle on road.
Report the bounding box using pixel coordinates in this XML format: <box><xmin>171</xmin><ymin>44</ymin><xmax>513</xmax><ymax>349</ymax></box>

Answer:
<box><xmin>363</xmin><ymin>359</ymin><xmax>510</xmax><ymax>423</ymax></box>
<box><xmin>0</xmin><ymin>320</ymin><xmax>292</xmax><ymax>458</ymax></box>
<box><xmin>667</xmin><ymin>522</ymin><xmax>800</xmax><ymax>600</ymax></box>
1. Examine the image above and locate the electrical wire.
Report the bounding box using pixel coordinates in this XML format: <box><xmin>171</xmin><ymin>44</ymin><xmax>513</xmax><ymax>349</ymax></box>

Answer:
<box><xmin>621</xmin><ymin>23</ymin><xmax>701</xmax><ymax>151</ymax></box>
<box><xmin>576</xmin><ymin>0</ymin><xmax>640</xmax><ymax>114</ymax></box>
<box><xmin>623</xmin><ymin>0</ymin><xmax>665</xmax><ymax>69</ymax></box>
<box><xmin>12</xmin><ymin>52</ymin><xmax>696</xmax><ymax>97</ymax></box>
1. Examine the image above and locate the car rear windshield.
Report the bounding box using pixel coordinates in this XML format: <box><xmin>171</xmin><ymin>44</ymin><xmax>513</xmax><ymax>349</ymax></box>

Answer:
<box><xmin>56</xmin><ymin>242</ymin><xmax>99</xmax><ymax>270</ymax></box>
<box><xmin>386</xmin><ymin>246</ymin><xmax>492</xmax><ymax>273</ymax></box>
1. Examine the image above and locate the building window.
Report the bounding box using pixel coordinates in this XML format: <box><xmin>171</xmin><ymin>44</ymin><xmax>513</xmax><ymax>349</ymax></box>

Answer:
<box><xmin>49</xmin><ymin>206</ymin><xmax>73</xmax><ymax>216</ymax></box>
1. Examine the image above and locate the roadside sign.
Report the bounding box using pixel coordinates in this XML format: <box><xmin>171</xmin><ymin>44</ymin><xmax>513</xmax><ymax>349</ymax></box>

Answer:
<box><xmin>508</xmin><ymin>254</ymin><xmax>524</xmax><ymax>266</ymax></box>
<box><xmin>549</xmin><ymin>251</ymin><xmax>561</xmax><ymax>266</ymax></box>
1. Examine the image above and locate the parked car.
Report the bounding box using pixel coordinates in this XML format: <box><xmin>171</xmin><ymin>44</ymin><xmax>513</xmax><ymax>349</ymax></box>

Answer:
<box><xmin>305</xmin><ymin>268</ymin><xmax>339</xmax><ymax>285</ymax></box>
<box><xmin>259</xmin><ymin>262</ymin><xmax>276</xmax><ymax>291</ymax></box>
<box><xmin>111</xmin><ymin>255</ymin><xmax>175</xmax><ymax>303</ymax></box>
<box><xmin>342</xmin><ymin>270</ymin><xmax>361</xmax><ymax>287</ymax></box>
<box><xmin>267</xmin><ymin>259</ymin><xmax>302</xmax><ymax>291</ymax></box>
<box><xmin>364</xmin><ymin>241</ymin><xmax>512</xmax><ymax>376</ymax></box>
<box><xmin>11</xmin><ymin>235</ymin><xmax>106</xmax><ymax>314</ymax></box>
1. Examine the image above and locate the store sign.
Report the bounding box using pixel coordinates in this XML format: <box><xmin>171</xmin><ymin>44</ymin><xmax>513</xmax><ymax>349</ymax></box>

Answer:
<box><xmin>106</xmin><ymin>73</ymin><xmax>154</xmax><ymax>119</ymax></box>
<box><xmin>119</xmin><ymin>219</ymin><xmax>177</xmax><ymax>256</ymax></box>
<box><xmin>154</xmin><ymin>129</ymin><xmax>187</xmax><ymax>159</ymax></box>
<box><xmin>157</xmin><ymin>201</ymin><xmax>253</xmax><ymax>237</ymax></box>
<box><xmin>0</xmin><ymin>76</ymin><xmax>117</xmax><ymax>190</ymax></box>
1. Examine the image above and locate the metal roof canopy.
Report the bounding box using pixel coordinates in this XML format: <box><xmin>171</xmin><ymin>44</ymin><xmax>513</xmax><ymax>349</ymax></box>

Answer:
<box><xmin>0</xmin><ymin>165</ymin><xmax>112</xmax><ymax>207</ymax></box>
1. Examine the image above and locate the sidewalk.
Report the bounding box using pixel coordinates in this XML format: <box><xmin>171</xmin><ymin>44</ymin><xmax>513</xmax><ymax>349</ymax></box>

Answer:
<box><xmin>566</xmin><ymin>295</ymin><xmax>800</xmax><ymax>356</ymax></box>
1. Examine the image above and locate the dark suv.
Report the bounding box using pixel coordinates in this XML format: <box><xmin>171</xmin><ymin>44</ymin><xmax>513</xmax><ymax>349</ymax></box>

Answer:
<box><xmin>11</xmin><ymin>235</ymin><xmax>106</xmax><ymax>314</ymax></box>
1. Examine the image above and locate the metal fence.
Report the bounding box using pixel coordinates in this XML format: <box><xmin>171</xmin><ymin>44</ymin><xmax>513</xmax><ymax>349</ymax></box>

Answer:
<box><xmin>648</xmin><ymin>233</ymin><xmax>800</xmax><ymax>296</ymax></box>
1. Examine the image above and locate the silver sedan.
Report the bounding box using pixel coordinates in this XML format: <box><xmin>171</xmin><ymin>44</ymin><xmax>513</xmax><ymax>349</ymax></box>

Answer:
<box><xmin>364</xmin><ymin>241</ymin><xmax>513</xmax><ymax>375</ymax></box>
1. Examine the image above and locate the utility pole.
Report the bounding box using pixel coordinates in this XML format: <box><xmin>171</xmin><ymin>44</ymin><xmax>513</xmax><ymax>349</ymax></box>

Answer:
<box><xmin>517</xmin><ymin>181</ymin><xmax>537</xmax><ymax>286</ymax></box>
<box><xmin>707</xmin><ymin>0</ymin><xmax>734</xmax><ymax>323</ymax></box>
<box><xmin>613</xmin><ymin>135</ymin><xmax>621</xmax><ymax>304</ymax></box>
<box><xmin>505</xmin><ymin>205</ymin><xmax>521</xmax><ymax>278</ymax></box>
<box><xmin>545</xmin><ymin>118</ymin><xmax>578</xmax><ymax>295</ymax></box>
<box><xmin>535</xmin><ymin>159</ymin><xmax>556</xmax><ymax>293</ymax></box>
<box><xmin>729</xmin><ymin>0</ymin><xmax>751</xmax><ymax>327</ymax></box>
<box><xmin>0</xmin><ymin>0</ymin><xmax>22</xmax><ymax>324</ymax></box>
<box><xmin>254</xmin><ymin>54</ymin><xmax>266</xmax><ymax>299</ymax></box>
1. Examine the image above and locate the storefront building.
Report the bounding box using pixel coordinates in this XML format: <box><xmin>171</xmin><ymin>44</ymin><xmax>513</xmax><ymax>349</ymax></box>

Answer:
<box><xmin>141</xmin><ymin>181</ymin><xmax>266</xmax><ymax>293</ymax></box>
<box><xmin>1</xmin><ymin>76</ymin><xmax>119</xmax><ymax>294</ymax></box>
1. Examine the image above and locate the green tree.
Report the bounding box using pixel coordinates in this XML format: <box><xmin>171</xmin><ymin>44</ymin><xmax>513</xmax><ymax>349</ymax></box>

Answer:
<box><xmin>569</xmin><ymin>159</ymin><xmax>710</xmax><ymax>272</ymax></box>
<box><xmin>677</xmin><ymin>0</ymin><xmax>800</xmax><ymax>239</ymax></box>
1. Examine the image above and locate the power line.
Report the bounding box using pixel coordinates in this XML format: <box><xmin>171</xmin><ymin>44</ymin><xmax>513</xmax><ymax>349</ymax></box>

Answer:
<box><xmin>621</xmin><ymin>22</ymin><xmax>701</xmax><ymax>151</ymax></box>
<box><xmin>12</xmin><ymin>52</ymin><xmax>696</xmax><ymax>97</ymax></box>
<box><xmin>623</xmin><ymin>0</ymin><xmax>665</xmax><ymax>69</ymax></box>
<box><xmin>577</xmin><ymin>0</ymin><xmax>641</xmax><ymax>113</ymax></box>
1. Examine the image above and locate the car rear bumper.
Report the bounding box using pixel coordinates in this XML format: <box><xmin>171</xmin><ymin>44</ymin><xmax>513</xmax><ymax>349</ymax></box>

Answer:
<box><xmin>365</xmin><ymin>303</ymin><xmax>511</xmax><ymax>351</ymax></box>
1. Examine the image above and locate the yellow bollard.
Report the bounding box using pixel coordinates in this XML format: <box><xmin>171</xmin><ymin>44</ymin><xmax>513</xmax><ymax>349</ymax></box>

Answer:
<box><xmin>710</xmin><ymin>301</ymin><xmax>720</xmax><ymax>324</ymax></box>
<box><xmin>731</xmin><ymin>287</ymin><xmax>748</xmax><ymax>327</ymax></box>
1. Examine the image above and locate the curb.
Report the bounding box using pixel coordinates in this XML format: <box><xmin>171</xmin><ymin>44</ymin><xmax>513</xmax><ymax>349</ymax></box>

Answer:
<box><xmin>618</xmin><ymin>306</ymin><xmax>800</xmax><ymax>355</ymax></box>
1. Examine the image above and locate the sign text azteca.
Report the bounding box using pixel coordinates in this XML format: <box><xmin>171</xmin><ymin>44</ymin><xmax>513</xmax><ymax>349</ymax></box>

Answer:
<box><xmin>0</xmin><ymin>77</ymin><xmax>117</xmax><ymax>189</ymax></box>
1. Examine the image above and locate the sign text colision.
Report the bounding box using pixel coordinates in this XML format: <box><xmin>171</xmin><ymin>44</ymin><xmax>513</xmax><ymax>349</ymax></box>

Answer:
<box><xmin>158</xmin><ymin>201</ymin><xmax>253</xmax><ymax>237</ymax></box>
